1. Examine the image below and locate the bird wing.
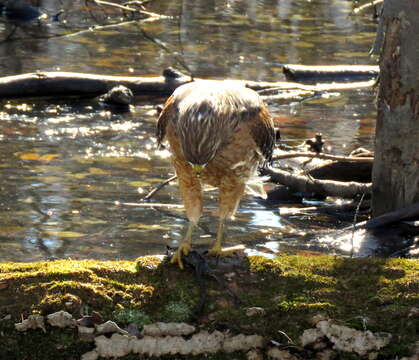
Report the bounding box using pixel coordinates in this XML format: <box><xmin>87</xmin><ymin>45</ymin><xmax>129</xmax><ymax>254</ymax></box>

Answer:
<box><xmin>248</xmin><ymin>104</ymin><xmax>276</xmax><ymax>164</ymax></box>
<box><xmin>156</xmin><ymin>95</ymin><xmax>176</xmax><ymax>147</ymax></box>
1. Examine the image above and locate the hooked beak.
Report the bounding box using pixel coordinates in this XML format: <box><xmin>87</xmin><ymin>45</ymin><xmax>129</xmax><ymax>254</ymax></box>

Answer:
<box><xmin>191</xmin><ymin>164</ymin><xmax>205</xmax><ymax>177</ymax></box>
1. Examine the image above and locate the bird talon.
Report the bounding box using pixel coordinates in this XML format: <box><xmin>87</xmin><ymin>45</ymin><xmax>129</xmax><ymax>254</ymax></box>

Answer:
<box><xmin>207</xmin><ymin>245</ymin><xmax>223</xmax><ymax>257</ymax></box>
<box><xmin>170</xmin><ymin>254</ymin><xmax>184</xmax><ymax>270</ymax></box>
<box><xmin>170</xmin><ymin>243</ymin><xmax>191</xmax><ymax>270</ymax></box>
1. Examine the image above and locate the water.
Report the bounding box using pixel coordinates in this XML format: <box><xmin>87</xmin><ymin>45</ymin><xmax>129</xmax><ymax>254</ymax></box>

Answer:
<box><xmin>1</xmin><ymin>0</ymin><xmax>408</xmax><ymax>262</ymax></box>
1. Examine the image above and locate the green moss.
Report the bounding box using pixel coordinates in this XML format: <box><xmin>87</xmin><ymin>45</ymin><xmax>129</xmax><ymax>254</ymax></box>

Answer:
<box><xmin>0</xmin><ymin>255</ymin><xmax>417</xmax><ymax>359</ymax></box>
<box><xmin>161</xmin><ymin>301</ymin><xmax>193</xmax><ymax>323</ymax></box>
<box><xmin>112</xmin><ymin>309</ymin><xmax>152</xmax><ymax>328</ymax></box>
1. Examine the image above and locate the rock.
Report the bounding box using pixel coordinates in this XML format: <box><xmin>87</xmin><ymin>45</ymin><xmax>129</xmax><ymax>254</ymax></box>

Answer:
<box><xmin>142</xmin><ymin>322</ymin><xmax>196</xmax><ymax>337</ymax></box>
<box><xmin>316</xmin><ymin>320</ymin><xmax>392</xmax><ymax>356</ymax></box>
<box><xmin>95</xmin><ymin>333</ymin><xmax>130</xmax><ymax>358</ymax></box>
<box><xmin>309</xmin><ymin>314</ymin><xmax>329</xmax><ymax>326</ymax></box>
<box><xmin>266</xmin><ymin>347</ymin><xmax>299</xmax><ymax>360</ymax></box>
<box><xmin>246</xmin><ymin>307</ymin><xmax>266</xmax><ymax>317</ymax></box>
<box><xmin>129</xmin><ymin>331</ymin><xmax>225</xmax><ymax>356</ymax></box>
<box><xmin>300</xmin><ymin>328</ymin><xmax>324</xmax><ymax>347</ymax></box>
<box><xmin>247</xmin><ymin>349</ymin><xmax>264</xmax><ymax>360</ymax></box>
<box><xmin>90</xmin><ymin>329</ymin><xmax>265</xmax><ymax>357</ymax></box>
<box><xmin>15</xmin><ymin>314</ymin><xmax>46</xmax><ymax>333</ymax></box>
<box><xmin>408</xmin><ymin>307</ymin><xmax>419</xmax><ymax>318</ymax></box>
<box><xmin>101</xmin><ymin>85</ymin><xmax>133</xmax><ymax>105</ymax></box>
<box><xmin>312</xmin><ymin>341</ymin><xmax>328</xmax><ymax>351</ymax></box>
<box><xmin>190</xmin><ymin>330</ymin><xmax>224</xmax><ymax>355</ymax></box>
<box><xmin>129</xmin><ymin>335</ymin><xmax>158</xmax><ymax>356</ymax></box>
<box><xmin>96</xmin><ymin>320</ymin><xmax>128</xmax><ymax>335</ymax></box>
<box><xmin>78</xmin><ymin>325</ymin><xmax>95</xmax><ymax>341</ymax></box>
<box><xmin>223</xmin><ymin>334</ymin><xmax>265</xmax><ymax>353</ymax></box>
<box><xmin>77</xmin><ymin>312</ymin><xmax>103</xmax><ymax>327</ymax></box>
<box><xmin>81</xmin><ymin>350</ymin><xmax>99</xmax><ymax>360</ymax></box>
<box><xmin>316</xmin><ymin>349</ymin><xmax>336</xmax><ymax>360</ymax></box>
<box><xmin>47</xmin><ymin>311</ymin><xmax>76</xmax><ymax>328</ymax></box>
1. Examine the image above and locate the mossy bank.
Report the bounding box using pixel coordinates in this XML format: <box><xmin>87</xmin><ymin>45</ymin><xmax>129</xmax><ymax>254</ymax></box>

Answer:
<box><xmin>0</xmin><ymin>255</ymin><xmax>418</xmax><ymax>359</ymax></box>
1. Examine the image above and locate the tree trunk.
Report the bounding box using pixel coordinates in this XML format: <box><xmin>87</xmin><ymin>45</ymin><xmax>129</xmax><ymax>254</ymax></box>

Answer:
<box><xmin>372</xmin><ymin>0</ymin><xmax>419</xmax><ymax>217</ymax></box>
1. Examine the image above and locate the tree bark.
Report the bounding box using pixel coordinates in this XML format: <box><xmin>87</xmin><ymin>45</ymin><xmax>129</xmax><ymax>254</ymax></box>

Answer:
<box><xmin>372</xmin><ymin>1</ymin><xmax>419</xmax><ymax>217</ymax></box>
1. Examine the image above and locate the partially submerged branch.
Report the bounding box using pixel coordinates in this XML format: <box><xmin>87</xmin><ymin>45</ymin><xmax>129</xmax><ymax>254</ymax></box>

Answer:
<box><xmin>0</xmin><ymin>70</ymin><xmax>376</xmax><ymax>99</ymax></box>
<box><xmin>366</xmin><ymin>202</ymin><xmax>419</xmax><ymax>229</ymax></box>
<box><xmin>0</xmin><ymin>69</ymin><xmax>190</xmax><ymax>98</ymax></box>
<box><xmin>273</xmin><ymin>151</ymin><xmax>374</xmax><ymax>163</ymax></box>
<box><xmin>283</xmin><ymin>64</ymin><xmax>379</xmax><ymax>82</ymax></box>
<box><xmin>262</xmin><ymin>167</ymin><xmax>371</xmax><ymax>198</ymax></box>
<box><xmin>352</xmin><ymin>0</ymin><xmax>384</xmax><ymax>14</ymax></box>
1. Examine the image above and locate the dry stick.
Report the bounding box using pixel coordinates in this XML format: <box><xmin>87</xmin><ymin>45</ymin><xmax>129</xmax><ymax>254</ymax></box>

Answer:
<box><xmin>91</xmin><ymin>0</ymin><xmax>167</xmax><ymax>18</ymax></box>
<box><xmin>350</xmin><ymin>193</ymin><xmax>366</xmax><ymax>258</ymax></box>
<box><xmin>352</xmin><ymin>0</ymin><xmax>384</xmax><ymax>14</ymax></box>
<box><xmin>143</xmin><ymin>175</ymin><xmax>177</xmax><ymax>201</ymax></box>
<box><xmin>93</xmin><ymin>0</ymin><xmax>142</xmax><ymax>12</ymax></box>
<box><xmin>272</xmin><ymin>151</ymin><xmax>374</xmax><ymax>163</ymax></box>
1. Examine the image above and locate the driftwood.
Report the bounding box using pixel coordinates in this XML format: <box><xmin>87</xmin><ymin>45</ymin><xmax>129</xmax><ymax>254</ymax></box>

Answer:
<box><xmin>283</xmin><ymin>64</ymin><xmax>379</xmax><ymax>82</ymax></box>
<box><xmin>0</xmin><ymin>69</ymin><xmax>376</xmax><ymax>99</ymax></box>
<box><xmin>262</xmin><ymin>167</ymin><xmax>371</xmax><ymax>198</ymax></box>
<box><xmin>352</xmin><ymin>0</ymin><xmax>384</xmax><ymax>14</ymax></box>
<box><xmin>366</xmin><ymin>202</ymin><xmax>419</xmax><ymax>229</ymax></box>
<box><xmin>0</xmin><ymin>69</ymin><xmax>189</xmax><ymax>98</ymax></box>
<box><xmin>306</xmin><ymin>161</ymin><xmax>372</xmax><ymax>183</ymax></box>
<box><xmin>273</xmin><ymin>151</ymin><xmax>374</xmax><ymax>163</ymax></box>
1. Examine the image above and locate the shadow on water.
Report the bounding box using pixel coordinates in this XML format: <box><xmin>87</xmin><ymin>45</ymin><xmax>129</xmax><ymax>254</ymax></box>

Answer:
<box><xmin>0</xmin><ymin>0</ymin><xmax>415</xmax><ymax>261</ymax></box>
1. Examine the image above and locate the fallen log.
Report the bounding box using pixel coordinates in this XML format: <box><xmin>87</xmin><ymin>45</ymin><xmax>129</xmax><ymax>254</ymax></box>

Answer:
<box><xmin>306</xmin><ymin>161</ymin><xmax>372</xmax><ymax>183</ymax></box>
<box><xmin>0</xmin><ymin>69</ymin><xmax>376</xmax><ymax>99</ymax></box>
<box><xmin>262</xmin><ymin>167</ymin><xmax>371</xmax><ymax>198</ymax></box>
<box><xmin>366</xmin><ymin>202</ymin><xmax>419</xmax><ymax>229</ymax></box>
<box><xmin>283</xmin><ymin>64</ymin><xmax>379</xmax><ymax>82</ymax></box>
<box><xmin>0</xmin><ymin>69</ymin><xmax>190</xmax><ymax>98</ymax></box>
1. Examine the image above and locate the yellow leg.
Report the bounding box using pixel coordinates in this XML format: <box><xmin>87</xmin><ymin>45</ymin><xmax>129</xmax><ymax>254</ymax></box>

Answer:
<box><xmin>171</xmin><ymin>222</ymin><xmax>196</xmax><ymax>269</ymax></box>
<box><xmin>208</xmin><ymin>182</ymin><xmax>246</xmax><ymax>256</ymax></box>
<box><xmin>208</xmin><ymin>219</ymin><xmax>225</xmax><ymax>256</ymax></box>
<box><xmin>171</xmin><ymin>159</ymin><xmax>203</xmax><ymax>269</ymax></box>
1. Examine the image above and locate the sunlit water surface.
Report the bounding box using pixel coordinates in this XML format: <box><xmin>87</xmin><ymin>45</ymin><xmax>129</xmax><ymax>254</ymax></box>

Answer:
<box><xmin>1</xmin><ymin>0</ymin><xmax>412</xmax><ymax>262</ymax></box>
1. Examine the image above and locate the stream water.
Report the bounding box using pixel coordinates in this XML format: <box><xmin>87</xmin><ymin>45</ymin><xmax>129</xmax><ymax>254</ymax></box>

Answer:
<box><xmin>0</xmin><ymin>0</ymin><xmax>413</xmax><ymax>262</ymax></box>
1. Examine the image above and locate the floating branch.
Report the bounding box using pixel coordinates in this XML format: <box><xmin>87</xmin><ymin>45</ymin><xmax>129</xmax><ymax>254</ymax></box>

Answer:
<box><xmin>0</xmin><ymin>69</ymin><xmax>376</xmax><ymax>99</ymax></box>
<box><xmin>283</xmin><ymin>64</ymin><xmax>379</xmax><ymax>82</ymax></box>
<box><xmin>272</xmin><ymin>151</ymin><xmax>374</xmax><ymax>163</ymax></box>
<box><xmin>352</xmin><ymin>0</ymin><xmax>384</xmax><ymax>14</ymax></box>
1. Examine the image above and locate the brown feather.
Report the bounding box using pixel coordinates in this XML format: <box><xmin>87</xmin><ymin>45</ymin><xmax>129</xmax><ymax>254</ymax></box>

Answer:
<box><xmin>156</xmin><ymin>81</ymin><xmax>275</xmax><ymax>221</ymax></box>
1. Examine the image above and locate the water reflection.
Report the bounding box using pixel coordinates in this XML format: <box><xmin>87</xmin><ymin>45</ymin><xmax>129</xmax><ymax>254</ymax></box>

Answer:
<box><xmin>1</xmin><ymin>0</ymin><xmax>411</xmax><ymax>262</ymax></box>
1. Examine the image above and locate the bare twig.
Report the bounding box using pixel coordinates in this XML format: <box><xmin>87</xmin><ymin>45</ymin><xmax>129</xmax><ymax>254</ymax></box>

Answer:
<box><xmin>90</xmin><ymin>0</ymin><xmax>168</xmax><ymax>18</ymax></box>
<box><xmin>272</xmin><ymin>151</ymin><xmax>374</xmax><ymax>163</ymax></box>
<box><xmin>352</xmin><ymin>0</ymin><xmax>384</xmax><ymax>14</ymax></box>
<box><xmin>350</xmin><ymin>193</ymin><xmax>366</xmax><ymax>257</ymax></box>
<box><xmin>143</xmin><ymin>175</ymin><xmax>177</xmax><ymax>201</ymax></box>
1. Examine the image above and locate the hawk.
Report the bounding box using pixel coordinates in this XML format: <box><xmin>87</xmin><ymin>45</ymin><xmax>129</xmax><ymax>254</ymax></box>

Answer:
<box><xmin>156</xmin><ymin>81</ymin><xmax>275</xmax><ymax>268</ymax></box>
